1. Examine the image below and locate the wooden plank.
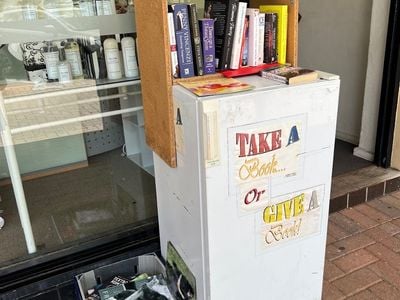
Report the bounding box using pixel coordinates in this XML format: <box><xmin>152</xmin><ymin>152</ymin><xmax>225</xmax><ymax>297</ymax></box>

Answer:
<box><xmin>135</xmin><ymin>0</ymin><xmax>177</xmax><ymax>168</ymax></box>
<box><xmin>250</xmin><ymin>0</ymin><xmax>299</xmax><ymax>66</ymax></box>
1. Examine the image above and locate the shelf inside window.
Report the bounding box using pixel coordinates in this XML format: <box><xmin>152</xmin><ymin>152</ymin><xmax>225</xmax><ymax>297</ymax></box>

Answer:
<box><xmin>1</xmin><ymin>77</ymin><xmax>141</xmax><ymax>103</ymax></box>
<box><xmin>0</xmin><ymin>13</ymin><xmax>136</xmax><ymax>44</ymax></box>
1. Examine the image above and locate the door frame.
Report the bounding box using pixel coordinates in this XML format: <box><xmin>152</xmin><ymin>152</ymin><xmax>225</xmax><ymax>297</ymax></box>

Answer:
<box><xmin>375</xmin><ymin>0</ymin><xmax>400</xmax><ymax>167</ymax></box>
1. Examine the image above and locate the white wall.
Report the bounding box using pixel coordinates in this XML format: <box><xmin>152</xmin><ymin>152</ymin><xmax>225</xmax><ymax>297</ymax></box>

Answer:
<box><xmin>354</xmin><ymin>0</ymin><xmax>390</xmax><ymax>161</ymax></box>
<box><xmin>298</xmin><ymin>0</ymin><xmax>373</xmax><ymax>145</ymax></box>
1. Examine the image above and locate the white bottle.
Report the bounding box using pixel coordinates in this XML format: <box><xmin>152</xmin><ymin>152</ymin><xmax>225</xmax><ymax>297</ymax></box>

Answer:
<box><xmin>102</xmin><ymin>0</ymin><xmax>116</xmax><ymax>15</ymax></box>
<box><xmin>64</xmin><ymin>39</ymin><xmax>84</xmax><ymax>79</ymax></box>
<box><xmin>58</xmin><ymin>49</ymin><xmax>73</xmax><ymax>83</ymax></box>
<box><xmin>43</xmin><ymin>43</ymin><xmax>60</xmax><ymax>81</ymax></box>
<box><xmin>121</xmin><ymin>37</ymin><xmax>139</xmax><ymax>78</ymax></box>
<box><xmin>80</xmin><ymin>0</ymin><xmax>96</xmax><ymax>16</ymax></box>
<box><xmin>95</xmin><ymin>0</ymin><xmax>104</xmax><ymax>15</ymax></box>
<box><xmin>22</xmin><ymin>1</ymin><xmax>38</xmax><ymax>21</ymax></box>
<box><xmin>104</xmin><ymin>38</ymin><xmax>122</xmax><ymax>80</ymax></box>
<box><xmin>43</xmin><ymin>0</ymin><xmax>60</xmax><ymax>18</ymax></box>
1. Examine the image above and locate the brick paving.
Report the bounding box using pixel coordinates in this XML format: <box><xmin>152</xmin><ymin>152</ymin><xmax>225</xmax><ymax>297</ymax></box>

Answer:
<box><xmin>323</xmin><ymin>193</ymin><xmax>400</xmax><ymax>299</ymax></box>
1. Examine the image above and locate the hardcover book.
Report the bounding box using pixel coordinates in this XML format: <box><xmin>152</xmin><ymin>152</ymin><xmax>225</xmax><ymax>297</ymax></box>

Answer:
<box><xmin>259</xmin><ymin>5</ymin><xmax>288</xmax><ymax>65</ymax></box>
<box><xmin>170</xmin><ymin>4</ymin><xmax>195</xmax><ymax>78</ymax></box>
<box><xmin>188</xmin><ymin>4</ymin><xmax>204</xmax><ymax>76</ymax></box>
<box><xmin>204</xmin><ymin>0</ymin><xmax>240</xmax><ymax>70</ymax></box>
<box><xmin>260</xmin><ymin>66</ymin><xmax>318</xmax><ymax>85</ymax></box>
<box><xmin>199</xmin><ymin>19</ymin><xmax>216</xmax><ymax>74</ymax></box>
<box><xmin>229</xmin><ymin>2</ymin><xmax>248</xmax><ymax>69</ymax></box>
<box><xmin>241</xmin><ymin>15</ymin><xmax>249</xmax><ymax>67</ymax></box>
<box><xmin>245</xmin><ymin>8</ymin><xmax>259</xmax><ymax>66</ymax></box>
<box><xmin>257</xmin><ymin>13</ymin><xmax>265</xmax><ymax>65</ymax></box>
<box><xmin>167</xmin><ymin>11</ymin><xmax>179</xmax><ymax>78</ymax></box>
<box><xmin>264</xmin><ymin>12</ymin><xmax>277</xmax><ymax>63</ymax></box>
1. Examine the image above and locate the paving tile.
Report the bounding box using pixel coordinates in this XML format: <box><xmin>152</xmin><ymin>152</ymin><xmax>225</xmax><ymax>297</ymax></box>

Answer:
<box><xmin>326</xmin><ymin>234</ymin><xmax>336</xmax><ymax>245</ymax></box>
<box><xmin>378</xmin><ymin>221</ymin><xmax>400</xmax><ymax>235</ymax></box>
<box><xmin>326</xmin><ymin>233</ymin><xmax>375</xmax><ymax>261</ymax></box>
<box><xmin>354</xmin><ymin>203</ymin><xmax>392</xmax><ymax>223</ymax></box>
<box><xmin>327</xmin><ymin>220</ymin><xmax>352</xmax><ymax>241</ymax></box>
<box><xmin>324</xmin><ymin>260</ymin><xmax>345</xmax><ymax>282</ymax></box>
<box><xmin>340</xmin><ymin>208</ymin><xmax>378</xmax><ymax>229</ymax></box>
<box><xmin>348</xmin><ymin>188</ymin><xmax>367</xmax><ymax>207</ymax></box>
<box><xmin>346</xmin><ymin>289</ymin><xmax>376</xmax><ymax>300</ymax></box>
<box><xmin>380</xmin><ymin>194</ymin><xmax>400</xmax><ymax>210</ymax></box>
<box><xmin>333</xmin><ymin>248</ymin><xmax>378</xmax><ymax>274</ymax></box>
<box><xmin>367</xmin><ymin>198</ymin><xmax>400</xmax><ymax>218</ymax></box>
<box><xmin>390</xmin><ymin>218</ymin><xmax>400</xmax><ymax>228</ymax></box>
<box><xmin>390</xmin><ymin>190</ymin><xmax>400</xmax><ymax>200</ymax></box>
<box><xmin>322</xmin><ymin>280</ymin><xmax>345</xmax><ymax>300</ymax></box>
<box><xmin>386</xmin><ymin>177</ymin><xmax>400</xmax><ymax>194</ymax></box>
<box><xmin>330</xmin><ymin>195</ymin><xmax>348</xmax><ymax>213</ymax></box>
<box><xmin>367</xmin><ymin>183</ymin><xmax>385</xmax><ymax>202</ymax></box>
<box><xmin>364</xmin><ymin>226</ymin><xmax>400</xmax><ymax>252</ymax></box>
<box><xmin>368</xmin><ymin>280</ymin><xmax>400</xmax><ymax>300</ymax></box>
<box><xmin>329</xmin><ymin>213</ymin><xmax>363</xmax><ymax>234</ymax></box>
<box><xmin>331</xmin><ymin>268</ymin><xmax>381</xmax><ymax>296</ymax></box>
<box><xmin>368</xmin><ymin>261</ymin><xmax>400</xmax><ymax>288</ymax></box>
<box><xmin>367</xmin><ymin>243</ymin><xmax>400</xmax><ymax>271</ymax></box>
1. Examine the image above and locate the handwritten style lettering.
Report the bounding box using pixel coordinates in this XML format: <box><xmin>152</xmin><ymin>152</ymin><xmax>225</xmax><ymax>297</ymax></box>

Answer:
<box><xmin>244</xmin><ymin>188</ymin><xmax>266</xmax><ymax>205</ymax></box>
<box><xmin>265</xmin><ymin>219</ymin><xmax>302</xmax><ymax>244</ymax></box>
<box><xmin>239</xmin><ymin>155</ymin><xmax>280</xmax><ymax>180</ymax></box>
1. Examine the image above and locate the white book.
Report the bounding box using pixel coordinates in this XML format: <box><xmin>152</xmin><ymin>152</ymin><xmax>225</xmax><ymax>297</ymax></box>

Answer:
<box><xmin>167</xmin><ymin>12</ymin><xmax>179</xmax><ymax>78</ymax></box>
<box><xmin>229</xmin><ymin>2</ymin><xmax>248</xmax><ymax>69</ymax></box>
<box><xmin>246</xmin><ymin>8</ymin><xmax>259</xmax><ymax>67</ymax></box>
<box><xmin>257</xmin><ymin>13</ymin><xmax>265</xmax><ymax>65</ymax></box>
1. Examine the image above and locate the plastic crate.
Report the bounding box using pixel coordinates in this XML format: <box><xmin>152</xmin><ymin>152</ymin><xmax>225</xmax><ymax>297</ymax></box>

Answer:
<box><xmin>75</xmin><ymin>253</ymin><xmax>165</xmax><ymax>300</ymax></box>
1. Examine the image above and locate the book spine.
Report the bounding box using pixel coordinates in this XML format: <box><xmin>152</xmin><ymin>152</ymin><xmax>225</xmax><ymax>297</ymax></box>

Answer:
<box><xmin>172</xmin><ymin>4</ymin><xmax>195</xmax><ymax>78</ymax></box>
<box><xmin>204</xmin><ymin>0</ymin><xmax>225</xmax><ymax>70</ymax></box>
<box><xmin>260</xmin><ymin>71</ymin><xmax>287</xmax><ymax>83</ymax></box>
<box><xmin>219</xmin><ymin>0</ymin><xmax>239</xmax><ymax>70</ymax></box>
<box><xmin>246</xmin><ymin>8</ymin><xmax>259</xmax><ymax>67</ymax></box>
<box><xmin>229</xmin><ymin>2</ymin><xmax>247</xmax><ymax>69</ymax></box>
<box><xmin>188</xmin><ymin>4</ymin><xmax>204</xmax><ymax>76</ymax></box>
<box><xmin>167</xmin><ymin>12</ymin><xmax>179</xmax><ymax>78</ymax></box>
<box><xmin>264</xmin><ymin>13</ymin><xmax>277</xmax><ymax>63</ymax></box>
<box><xmin>280</xmin><ymin>8</ymin><xmax>288</xmax><ymax>64</ymax></box>
<box><xmin>241</xmin><ymin>15</ymin><xmax>249</xmax><ymax>66</ymax></box>
<box><xmin>199</xmin><ymin>19</ymin><xmax>216</xmax><ymax>74</ymax></box>
<box><xmin>257</xmin><ymin>13</ymin><xmax>265</xmax><ymax>65</ymax></box>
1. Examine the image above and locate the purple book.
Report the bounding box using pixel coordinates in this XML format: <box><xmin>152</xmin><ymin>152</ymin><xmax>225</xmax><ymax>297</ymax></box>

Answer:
<box><xmin>199</xmin><ymin>19</ymin><xmax>216</xmax><ymax>74</ymax></box>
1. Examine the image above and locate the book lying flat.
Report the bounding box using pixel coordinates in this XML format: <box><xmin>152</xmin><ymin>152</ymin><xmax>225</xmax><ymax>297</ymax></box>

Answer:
<box><xmin>260</xmin><ymin>67</ymin><xmax>318</xmax><ymax>85</ymax></box>
<box><xmin>178</xmin><ymin>77</ymin><xmax>254</xmax><ymax>96</ymax></box>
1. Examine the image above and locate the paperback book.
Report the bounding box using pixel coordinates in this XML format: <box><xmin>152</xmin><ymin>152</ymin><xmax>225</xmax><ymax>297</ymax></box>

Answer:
<box><xmin>199</xmin><ymin>19</ymin><xmax>216</xmax><ymax>74</ymax></box>
<box><xmin>167</xmin><ymin>11</ymin><xmax>179</xmax><ymax>78</ymax></box>
<box><xmin>204</xmin><ymin>0</ymin><xmax>240</xmax><ymax>70</ymax></box>
<box><xmin>264</xmin><ymin>12</ymin><xmax>277</xmax><ymax>63</ymax></box>
<box><xmin>260</xmin><ymin>67</ymin><xmax>318</xmax><ymax>85</ymax></box>
<box><xmin>188</xmin><ymin>3</ymin><xmax>204</xmax><ymax>76</ymax></box>
<box><xmin>170</xmin><ymin>4</ymin><xmax>195</xmax><ymax>78</ymax></box>
<box><xmin>178</xmin><ymin>77</ymin><xmax>254</xmax><ymax>96</ymax></box>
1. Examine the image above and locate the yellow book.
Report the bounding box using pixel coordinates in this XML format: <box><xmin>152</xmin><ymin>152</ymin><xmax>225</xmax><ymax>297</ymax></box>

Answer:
<box><xmin>259</xmin><ymin>5</ymin><xmax>288</xmax><ymax>64</ymax></box>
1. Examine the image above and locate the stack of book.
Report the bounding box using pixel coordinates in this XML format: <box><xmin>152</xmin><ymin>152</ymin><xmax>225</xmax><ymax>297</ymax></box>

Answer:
<box><xmin>167</xmin><ymin>1</ymin><xmax>288</xmax><ymax>79</ymax></box>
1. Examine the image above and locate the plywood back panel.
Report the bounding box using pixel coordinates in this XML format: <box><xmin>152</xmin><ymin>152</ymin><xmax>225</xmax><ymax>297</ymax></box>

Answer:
<box><xmin>135</xmin><ymin>0</ymin><xmax>176</xmax><ymax>167</ymax></box>
<box><xmin>250</xmin><ymin>0</ymin><xmax>298</xmax><ymax>66</ymax></box>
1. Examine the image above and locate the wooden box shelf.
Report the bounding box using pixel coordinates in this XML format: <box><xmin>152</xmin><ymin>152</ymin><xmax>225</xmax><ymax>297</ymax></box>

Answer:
<box><xmin>135</xmin><ymin>0</ymin><xmax>298</xmax><ymax>168</ymax></box>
